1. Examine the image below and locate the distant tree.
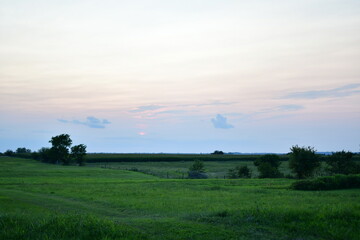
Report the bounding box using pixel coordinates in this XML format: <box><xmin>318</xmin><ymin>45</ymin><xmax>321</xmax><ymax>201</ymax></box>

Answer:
<box><xmin>212</xmin><ymin>150</ymin><xmax>224</xmax><ymax>155</ymax></box>
<box><xmin>237</xmin><ymin>166</ymin><xmax>252</xmax><ymax>178</ymax></box>
<box><xmin>49</xmin><ymin>134</ymin><xmax>72</xmax><ymax>165</ymax></box>
<box><xmin>4</xmin><ymin>150</ymin><xmax>14</xmax><ymax>157</ymax></box>
<box><xmin>227</xmin><ymin>168</ymin><xmax>238</xmax><ymax>179</ymax></box>
<box><xmin>71</xmin><ymin>144</ymin><xmax>87</xmax><ymax>166</ymax></box>
<box><xmin>254</xmin><ymin>154</ymin><xmax>282</xmax><ymax>178</ymax></box>
<box><xmin>35</xmin><ymin>147</ymin><xmax>52</xmax><ymax>163</ymax></box>
<box><xmin>188</xmin><ymin>160</ymin><xmax>207</xmax><ymax>179</ymax></box>
<box><xmin>189</xmin><ymin>160</ymin><xmax>205</xmax><ymax>172</ymax></box>
<box><xmin>289</xmin><ymin>145</ymin><xmax>320</xmax><ymax>179</ymax></box>
<box><xmin>227</xmin><ymin>166</ymin><xmax>252</xmax><ymax>179</ymax></box>
<box><xmin>16</xmin><ymin>147</ymin><xmax>31</xmax><ymax>154</ymax></box>
<box><xmin>326</xmin><ymin>151</ymin><xmax>357</xmax><ymax>175</ymax></box>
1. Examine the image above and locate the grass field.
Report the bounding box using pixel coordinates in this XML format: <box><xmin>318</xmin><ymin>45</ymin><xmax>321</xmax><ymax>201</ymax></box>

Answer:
<box><xmin>1</xmin><ymin>157</ymin><xmax>360</xmax><ymax>240</ymax></box>
<box><xmin>87</xmin><ymin>160</ymin><xmax>296</xmax><ymax>178</ymax></box>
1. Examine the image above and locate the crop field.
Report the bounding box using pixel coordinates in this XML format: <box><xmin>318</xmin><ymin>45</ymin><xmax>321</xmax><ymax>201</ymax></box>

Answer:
<box><xmin>85</xmin><ymin>153</ymin><xmax>284</xmax><ymax>163</ymax></box>
<box><xmin>1</xmin><ymin>157</ymin><xmax>360</xmax><ymax>240</ymax></box>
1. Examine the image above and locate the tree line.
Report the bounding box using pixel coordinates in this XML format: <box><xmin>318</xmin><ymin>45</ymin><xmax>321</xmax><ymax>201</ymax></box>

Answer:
<box><xmin>189</xmin><ymin>145</ymin><xmax>360</xmax><ymax>179</ymax></box>
<box><xmin>1</xmin><ymin>134</ymin><xmax>87</xmax><ymax>166</ymax></box>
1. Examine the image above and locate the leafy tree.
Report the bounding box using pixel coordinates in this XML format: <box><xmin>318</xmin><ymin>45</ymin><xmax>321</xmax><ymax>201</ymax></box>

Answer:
<box><xmin>71</xmin><ymin>144</ymin><xmax>87</xmax><ymax>166</ymax></box>
<box><xmin>227</xmin><ymin>168</ymin><xmax>238</xmax><ymax>179</ymax></box>
<box><xmin>189</xmin><ymin>160</ymin><xmax>205</xmax><ymax>172</ymax></box>
<box><xmin>49</xmin><ymin>134</ymin><xmax>72</xmax><ymax>165</ymax></box>
<box><xmin>35</xmin><ymin>147</ymin><xmax>52</xmax><ymax>163</ymax></box>
<box><xmin>211</xmin><ymin>150</ymin><xmax>224</xmax><ymax>155</ymax></box>
<box><xmin>237</xmin><ymin>166</ymin><xmax>252</xmax><ymax>178</ymax></box>
<box><xmin>15</xmin><ymin>147</ymin><xmax>31</xmax><ymax>154</ymax></box>
<box><xmin>289</xmin><ymin>145</ymin><xmax>320</xmax><ymax>179</ymax></box>
<box><xmin>227</xmin><ymin>166</ymin><xmax>252</xmax><ymax>179</ymax></box>
<box><xmin>188</xmin><ymin>160</ymin><xmax>207</xmax><ymax>179</ymax></box>
<box><xmin>4</xmin><ymin>150</ymin><xmax>14</xmax><ymax>157</ymax></box>
<box><xmin>326</xmin><ymin>151</ymin><xmax>356</xmax><ymax>175</ymax></box>
<box><xmin>254</xmin><ymin>154</ymin><xmax>282</xmax><ymax>178</ymax></box>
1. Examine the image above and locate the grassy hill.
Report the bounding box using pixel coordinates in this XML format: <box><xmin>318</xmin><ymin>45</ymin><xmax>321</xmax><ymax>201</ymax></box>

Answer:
<box><xmin>1</xmin><ymin>157</ymin><xmax>359</xmax><ymax>239</ymax></box>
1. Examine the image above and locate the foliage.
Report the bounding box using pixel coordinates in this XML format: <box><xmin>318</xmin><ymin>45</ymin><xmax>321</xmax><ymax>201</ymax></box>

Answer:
<box><xmin>188</xmin><ymin>160</ymin><xmax>207</xmax><ymax>179</ymax></box>
<box><xmin>289</xmin><ymin>145</ymin><xmax>320</xmax><ymax>179</ymax></box>
<box><xmin>4</xmin><ymin>149</ymin><xmax>14</xmax><ymax>157</ymax></box>
<box><xmin>254</xmin><ymin>154</ymin><xmax>282</xmax><ymax>178</ymax></box>
<box><xmin>71</xmin><ymin>144</ymin><xmax>87</xmax><ymax>166</ymax></box>
<box><xmin>211</xmin><ymin>150</ymin><xmax>224</xmax><ymax>155</ymax></box>
<box><xmin>15</xmin><ymin>147</ymin><xmax>31</xmax><ymax>154</ymax></box>
<box><xmin>291</xmin><ymin>174</ymin><xmax>360</xmax><ymax>190</ymax></box>
<box><xmin>189</xmin><ymin>160</ymin><xmax>205</xmax><ymax>173</ymax></box>
<box><xmin>49</xmin><ymin>134</ymin><xmax>73</xmax><ymax>165</ymax></box>
<box><xmin>227</xmin><ymin>166</ymin><xmax>251</xmax><ymax>179</ymax></box>
<box><xmin>326</xmin><ymin>151</ymin><xmax>358</xmax><ymax>175</ymax></box>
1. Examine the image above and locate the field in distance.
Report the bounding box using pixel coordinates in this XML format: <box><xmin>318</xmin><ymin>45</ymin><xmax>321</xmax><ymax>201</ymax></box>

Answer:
<box><xmin>1</xmin><ymin>157</ymin><xmax>359</xmax><ymax>240</ymax></box>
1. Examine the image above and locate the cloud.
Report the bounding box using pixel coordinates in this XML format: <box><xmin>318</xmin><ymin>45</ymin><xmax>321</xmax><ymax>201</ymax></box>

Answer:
<box><xmin>276</xmin><ymin>104</ymin><xmax>304</xmax><ymax>111</ymax></box>
<box><xmin>58</xmin><ymin>116</ymin><xmax>111</xmax><ymax>129</ymax></box>
<box><xmin>156</xmin><ymin>110</ymin><xmax>187</xmax><ymax>115</ymax></box>
<box><xmin>129</xmin><ymin>105</ymin><xmax>164</xmax><ymax>113</ymax></box>
<box><xmin>178</xmin><ymin>100</ymin><xmax>236</xmax><ymax>107</ymax></box>
<box><xmin>196</xmin><ymin>101</ymin><xmax>236</xmax><ymax>107</ymax></box>
<box><xmin>211</xmin><ymin>114</ymin><xmax>234</xmax><ymax>129</ymax></box>
<box><xmin>282</xmin><ymin>84</ymin><xmax>360</xmax><ymax>99</ymax></box>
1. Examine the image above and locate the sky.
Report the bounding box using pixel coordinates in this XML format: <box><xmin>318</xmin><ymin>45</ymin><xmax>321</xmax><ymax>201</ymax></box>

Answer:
<box><xmin>1</xmin><ymin>0</ymin><xmax>360</xmax><ymax>153</ymax></box>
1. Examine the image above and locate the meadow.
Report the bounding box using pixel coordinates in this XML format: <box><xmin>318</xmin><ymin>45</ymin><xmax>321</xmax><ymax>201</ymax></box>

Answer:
<box><xmin>87</xmin><ymin>160</ymin><xmax>294</xmax><ymax>178</ymax></box>
<box><xmin>1</xmin><ymin>156</ymin><xmax>359</xmax><ymax>240</ymax></box>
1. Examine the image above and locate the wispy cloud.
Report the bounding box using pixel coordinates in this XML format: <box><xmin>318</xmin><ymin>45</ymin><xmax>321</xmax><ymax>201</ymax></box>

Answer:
<box><xmin>276</xmin><ymin>104</ymin><xmax>304</xmax><ymax>111</ymax></box>
<box><xmin>58</xmin><ymin>116</ymin><xmax>111</xmax><ymax>129</ymax></box>
<box><xmin>177</xmin><ymin>100</ymin><xmax>236</xmax><ymax>108</ymax></box>
<box><xmin>129</xmin><ymin>105</ymin><xmax>164</xmax><ymax>113</ymax></box>
<box><xmin>282</xmin><ymin>84</ymin><xmax>360</xmax><ymax>99</ymax></box>
<box><xmin>211</xmin><ymin>114</ymin><xmax>234</xmax><ymax>129</ymax></box>
<box><xmin>196</xmin><ymin>100</ymin><xmax>236</xmax><ymax>107</ymax></box>
<box><xmin>155</xmin><ymin>110</ymin><xmax>187</xmax><ymax>115</ymax></box>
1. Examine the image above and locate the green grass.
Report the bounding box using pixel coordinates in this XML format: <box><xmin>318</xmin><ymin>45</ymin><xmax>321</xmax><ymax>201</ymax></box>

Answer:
<box><xmin>87</xmin><ymin>160</ymin><xmax>297</xmax><ymax>178</ymax></box>
<box><xmin>1</xmin><ymin>157</ymin><xmax>359</xmax><ymax>240</ymax></box>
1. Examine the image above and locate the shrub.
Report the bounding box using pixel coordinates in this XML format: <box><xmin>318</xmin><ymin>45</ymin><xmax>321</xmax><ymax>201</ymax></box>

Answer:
<box><xmin>188</xmin><ymin>160</ymin><xmax>208</xmax><ymax>179</ymax></box>
<box><xmin>188</xmin><ymin>171</ymin><xmax>208</xmax><ymax>179</ymax></box>
<box><xmin>237</xmin><ymin>166</ymin><xmax>252</xmax><ymax>178</ymax></box>
<box><xmin>227</xmin><ymin>168</ymin><xmax>238</xmax><ymax>179</ymax></box>
<box><xmin>189</xmin><ymin>160</ymin><xmax>205</xmax><ymax>172</ymax></box>
<box><xmin>254</xmin><ymin>154</ymin><xmax>282</xmax><ymax>178</ymax></box>
<box><xmin>326</xmin><ymin>151</ymin><xmax>357</xmax><ymax>175</ymax></box>
<box><xmin>291</xmin><ymin>174</ymin><xmax>360</xmax><ymax>190</ymax></box>
<box><xmin>4</xmin><ymin>150</ymin><xmax>14</xmax><ymax>157</ymax></box>
<box><xmin>289</xmin><ymin>145</ymin><xmax>320</xmax><ymax>179</ymax></box>
<box><xmin>227</xmin><ymin>166</ymin><xmax>251</xmax><ymax>179</ymax></box>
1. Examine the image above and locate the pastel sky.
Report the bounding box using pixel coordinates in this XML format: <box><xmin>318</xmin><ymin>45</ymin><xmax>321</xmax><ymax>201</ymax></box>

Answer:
<box><xmin>1</xmin><ymin>0</ymin><xmax>359</xmax><ymax>153</ymax></box>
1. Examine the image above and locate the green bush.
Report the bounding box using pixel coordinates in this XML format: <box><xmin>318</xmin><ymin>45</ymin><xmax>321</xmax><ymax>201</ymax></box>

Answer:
<box><xmin>291</xmin><ymin>174</ymin><xmax>360</xmax><ymax>190</ymax></box>
<box><xmin>254</xmin><ymin>154</ymin><xmax>282</xmax><ymax>178</ymax></box>
<box><xmin>326</xmin><ymin>151</ymin><xmax>358</xmax><ymax>175</ymax></box>
<box><xmin>289</xmin><ymin>145</ymin><xmax>320</xmax><ymax>179</ymax></box>
<box><xmin>227</xmin><ymin>166</ymin><xmax>251</xmax><ymax>179</ymax></box>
